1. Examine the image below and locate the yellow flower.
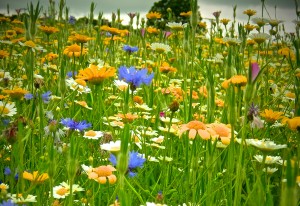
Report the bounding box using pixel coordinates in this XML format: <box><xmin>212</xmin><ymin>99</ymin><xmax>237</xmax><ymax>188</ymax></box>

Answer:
<box><xmin>76</xmin><ymin>64</ymin><xmax>116</xmax><ymax>85</ymax></box>
<box><xmin>39</xmin><ymin>25</ymin><xmax>59</xmax><ymax>35</ymax></box>
<box><xmin>146</xmin><ymin>27</ymin><xmax>160</xmax><ymax>34</ymax></box>
<box><xmin>244</xmin><ymin>24</ymin><xmax>257</xmax><ymax>32</ymax></box>
<box><xmin>243</xmin><ymin>9</ymin><xmax>257</xmax><ymax>17</ymax></box>
<box><xmin>198</xmin><ymin>21</ymin><xmax>207</xmax><ymax>29</ymax></box>
<box><xmin>159</xmin><ymin>62</ymin><xmax>177</xmax><ymax>73</ymax></box>
<box><xmin>229</xmin><ymin>75</ymin><xmax>247</xmax><ymax>86</ymax></box>
<box><xmin>100</xmin><ymin>26</ymin><xmax>121</xmax><ymax>35</ymax></box>
<box><xmin>278</xmin><ymin>48</ymin><xmax>296</xmax><ymax>60</ymax></box>
<box><xmin>220</xmin><ymin>18</ymin><xmax>231</xmax><ymax>26</ymax></box>
<box><xmin>146</xmin><ymin>12</ymin><xmax>161</xmax><ymax>19</ymax></box>
<box><xmin>180</xmin><ymin>11</ymin><xmax>192</xmax><ymax>17</ymax></box>
<box><xmin>63</xmin><ymin>43</ymin><xmax>87</xmax><ymax>57</ymax></box>
<box><xmin>68</xmin><ymin>33</ymin><xmax>94</xmax><ymax>43</ymax></box>
<box><xmin>5</xmin><ymin>30</ymin><xmax>17</xmax><ymax>39</ymax></box>
<box><xmin>23</xmin><ymin>171</ymin><xmax>49</xmax><ymax>183</ymax></box>
<box><xmin>13</xmin><ymin>27</ymin><xmax>25</xmax><ymax>34</ymax></box>
<box><xmin>3</xmin><ymin>87</ymin><xmax>28</xmax><ymax>99</ymax></box>
<box><xmin>0</xmin><ymin>50</ymin><xmax>9</xmax><ymax>59</ymax></box>
<box><xmin>286</xmin><ymin>117</ymin><xmax>300</xmax><ymax>131</ymax></box>
<box><xmin>260</xmin><ymin>109</ymin><xmax>284</xmax><ymax>123</ymax></box>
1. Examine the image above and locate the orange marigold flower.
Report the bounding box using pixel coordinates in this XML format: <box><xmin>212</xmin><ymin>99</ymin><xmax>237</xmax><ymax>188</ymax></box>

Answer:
<box><xmin>13</xmin><ymin>27</ymin><xmax>25</xmax><ymax>34</ymax></box>
<box><xmin>5</xmin><ymin>30</ymin><xmax>17</xmax><ymax>39</ymax></box>
<box><xmin>159</xmin><ymin>62</ymin><xmax>177</xmax><ymax>73</ymax></box>
<box><xmin>68</xmin><ymin>33</ymin><xmax>94</xmax><ymax>43</ymax></box>
<box><xmin>0</xmin><ymin>50</ymin><xmax>9</xmax><ymax>59</ymax></box>
<box><xmin>180</xmin><ymin>11</ymin><xmax>192</xmax><ymax>17</ymax></box>
<box><xmin>230</xmin><ymin>75</ymin><xmax>247</xmax><ymax>86</ymax></box>
<box><xmin>3</xmin><ymin>87</ymin><xmax>28</xmax><ymax>99</ymax></box>
<box><xmin>286</xmin><ymin>117</ymin><xmax>300</xmax><ymax>131</ymax></box>
<box><xmin>198</xmin><ymin>21</ymin><xmax>207</xmax><ymax>29</ymax></box>
<box><xmin>179</xmin><ymin>120</ymin><xmax>211</xmax><ymax>140</ymax></box>
<box><xmin>117</xmin><ymin>113</ymin><xmax>138</xmax><ymax>123</ymax></box>
<box><xmin>146</xmin><ymin>11</ymin><xmax>161</xmax><ymax>19</ymax></box>
<box><xmin>146</xmin><ymin>27</ymin><xmax>160</xmax><ymax>34</ymax></box>
<box><xmin>133</xmin><ymin>96</ymin><xmax>143</xmax><ymax>105</ymax></box>
<box><xmin>199</xmin><ymin>86</ymin><xmax>208</xmax><ymax>98</ymax></box>
<box><xmin>220</xmin><ymin>18</ymin><xmax>231</xmax><ymax>26</ymax></box>
<box><xmin>221</xmin><ymin>79</ymin><xmax>231</xmax><ymax>89</ymax></box>
<box><xmin>63</xmin><ymin>43</ymin><xmax>87</xmax><ymax>57</ymax></box>
<box><xmin>76</xmin><ymin>64</ymin><xmax>116</xmax><ymax>85</ymax></box>
<box><xmin>39</xmin><ymin>25</ymin><xmax>59</xmax><ymax>35</ymax></box>
<box><xmin>23</xmin><ymin>171</ymin><xmax>49</xmax><ymax>183</ymax></box>
<box><xmin>260</xmin><ymin>109</ymin><xmax>284</xmax><ymax>123</ymax></box>
<box><xmin>278</xmin><ymin>47</ymin><xmax>296</xmax><ymax>60</ymax></box>
<box><xmin>243</xmin><ymin>9</ymin><xmax>257</xmax><ymax>17</ymax></box>
<box><xmin>86</xmin><ymin>165</ymin><xmax>117</xmax><ymax>184</ymax></box>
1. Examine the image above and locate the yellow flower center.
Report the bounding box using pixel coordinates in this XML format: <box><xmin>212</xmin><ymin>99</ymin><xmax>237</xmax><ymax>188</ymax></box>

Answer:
<box><xmin>85</xmin><ymin>130</ymin><xmax>96</xmax><ymax>137</ymax></box>
<box><xmin>56</xmin><ymin>187</ymin><xmax>69</xmax><ymax>196</ymax></box>
<box><xmin>0</xmin><ymin>106</ymin><xmax>9</xmax><ymax>114</ymax></box>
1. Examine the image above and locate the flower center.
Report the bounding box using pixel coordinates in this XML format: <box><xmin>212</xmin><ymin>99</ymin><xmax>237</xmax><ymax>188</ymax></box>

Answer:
<box><xmin>56</xmin><ymin>187</ymin><xmax>69</xmax><ymax>196</ymax></box>
<box><xmin>85</xmin><ymin>130</ymin><xmax>96</xmax><ymax>137</ymax></box>
<box><xmin>0</xmin><ymin>106</ymin><xmax>9</xmax><ymax>114</ymax></box>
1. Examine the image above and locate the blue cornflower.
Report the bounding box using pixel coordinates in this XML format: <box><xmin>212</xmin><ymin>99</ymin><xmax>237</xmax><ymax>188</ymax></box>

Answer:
<box><xmin>0</xmin><ymin>200</ymin><xmax>17</xmax><ymax>206</ymax></box>
<box><xmin>66</xmin><ymin>71</ymin><xmax>77</xmax><ymax>78</ymax></box>
<box><xmin>123</xmin><ymin>45</ymin><xmax>138</xmax><ymax>54</ymax></box>
<box><xmin>24</xmin><ymin>93</ymin><xmax>34</xmax><ymax>100</ymax></box>
<box><xmin>42</xmin><ymin>91</ymin><xmax>51</xmax><ymax>104</ymax></box>
<box><xmin>60</xmin><ymin>118</ymin><xmax>91</xmax><ymax>132</ymax></box>
<box><xmin>109</xmin><ymin>151</ymin><xmax>146</xmax><ymax>177</ymax></box>
<box><xmin>4</xmin><ymin>167</ymin><xmax>11</xmax><ymax>175</ymax></box>
<box><xmin>68</xmin><ymin>16</ymin><xmax>76</xmax><ymax>25</ymax></box>
<box><xmin>118</xmin><ymin>66</ymin><xmax>154</xmax><ymax>90</ymax></box>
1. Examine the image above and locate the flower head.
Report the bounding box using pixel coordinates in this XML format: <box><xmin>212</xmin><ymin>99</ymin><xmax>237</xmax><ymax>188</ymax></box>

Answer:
<box><xmin>82</xmin><ymin>164</ymin><xmax>117</xmax><ymax>184</ymax></box>
<box><xmin>0</xmin><ymin>101</ymin><xmax>17</xmax><ymax>117</ymax></box>
<box><xmin>146</xmin><ymin>12</ymin><xmax>161</xmax><ymax>19</ymax></box>
<box><xmin>23</xmin><ymin>171</ymin><xmax>49</xmax><ymax>183</ymax></box>
<box><xmin>83</xmin><ymin>130</ymin><xmax>104</xmax><ymax>140</ymax></box>
<box><xmin>247</xmin><ymin>139</ymin><xmax>287</xmax><ymax>152</ymax></box>
<box><xmin>63</xmin><ymin>43</ymin><xmax>87</xmax><ymax>57</ymax></box>
<box><xmin>76</xmin><ymin>64</ymin><xmax>116</xmax><ymax>85</ymax></box>
<box><xmin>179</xmin><ymin>120</ymin><xmax>211</xmax><ymax>140</ymax></box>
<box><xmin>260</xmin><ymin>109</ymin><xmax>284</xmax><ymax>123</ymax></box>
<box><xmin>60</xmin><ymin>118</ymin><xmax>91</xmax><ymax>132</ymax></box>
<box><xmin>123</xmin><ymin>45</ymin><xmax>138</xmax><ymax>54</ymax></box>
<box><xmin>150</xmin><ymin>43</ymin><xmax>171</xmax><ymax>54</ymax></box>
<box><xmin>109</xmin><ymin>151</ymin><xmax>146</xmax><ymax>177</ymax></box>
<box><xmin>39</xmin><ymin>25</ymin><xmax>59</xmax><ymax>35</ymax></box>
<box><xmin>42</xmin><ymin>91</ymin><xmax>51</xmax><ymax>103</ymax></box>
<box><xmin>118</xmin><ymin>66</ymin><xmax>154</xmax><ymax>90</ymax></box>
<box><xmin>166</xmin><ymin>22</ymin><xmax>187</xmax><ymax>31</ymax></box>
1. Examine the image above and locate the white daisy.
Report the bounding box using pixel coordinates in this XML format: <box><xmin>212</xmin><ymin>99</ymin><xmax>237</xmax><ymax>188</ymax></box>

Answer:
<box><xmin>0</xmin><ymin>101</ymin><xmax>17</xmax><ymax>117</ymax></box>
<box><xmin>166</xmin><ymin>22</ymin><xmax>187</xmax><ymax>30</ymax></box>
<box><xmin>100</xmin><ymin>140</ymin><xmax>121</xmax><ymax>152</ymax></box>
<box><xmin>247</xmin><ymin>139</ymin><xmax>287</xmax><ymax>152</ymax></box>
<box><xmin>150</xmin><ymin>42</ymin><xmax>171</xmax><ymax>54</ymax></box>
<box><xmin>9</xmin><ymin>194</ymin><xmax>37</xmax><ymax>203</ymax></box>
<box><xmin>253</xmin><ymin>155</ymin><xmax>282</xmax><ymax>164</ymax></box>
<box><xmin>83</xmin><ymin>130</ymin><xmax>104</xmax><ymax>140</ymax></box>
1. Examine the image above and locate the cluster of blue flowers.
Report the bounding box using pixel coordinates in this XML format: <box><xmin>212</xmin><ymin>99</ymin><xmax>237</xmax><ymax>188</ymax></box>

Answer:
<box><xmin>24</xmin><ymin>91</ymin><xmax>52</xmax><ymax>104</ymax></box>
<box><xmin>118</xmin><ymin>66</ymin><xmax>154</xmax><ymax>90</ymax></box>
<box><xmin>122</xmin><ymin>45</ymin><xmax>139</xmax><ymax>54</ymax></box>
<box><xmin>60</xmin><ymin>118</ymin><xmax>91</xmax><ymax>132</ymax></box>
<box><xmin>109</xmin><ymin>151</ymin><xmax>146</xmax><ymax>177</ymax></box>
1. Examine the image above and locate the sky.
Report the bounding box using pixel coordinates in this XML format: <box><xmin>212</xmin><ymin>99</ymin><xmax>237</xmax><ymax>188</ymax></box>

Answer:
<box><xmin>0</xmin><ymin>0</ymin><xmax>298</xmax><ymax>32</ymax></box>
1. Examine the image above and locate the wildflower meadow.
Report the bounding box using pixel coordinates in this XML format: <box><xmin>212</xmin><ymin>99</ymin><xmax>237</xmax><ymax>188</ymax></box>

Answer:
<box><xmin>0</xmin><ymin>0</ymin><xmax>300</xmax><ymax>205</ymax></box>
